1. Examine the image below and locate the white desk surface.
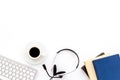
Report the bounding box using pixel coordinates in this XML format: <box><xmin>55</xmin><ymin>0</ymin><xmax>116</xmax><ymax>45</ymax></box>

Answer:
<box><xmin>0</xmin><ymin>0</ymin><xmax>120</xmax><ymax>80</ymax></box>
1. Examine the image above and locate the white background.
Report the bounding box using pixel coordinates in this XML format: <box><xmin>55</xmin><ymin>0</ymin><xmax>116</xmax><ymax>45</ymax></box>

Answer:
<box><xmin>0</xmin><ymin>0</ymin><xmax>120</xmax><ymax>80</ymax></box>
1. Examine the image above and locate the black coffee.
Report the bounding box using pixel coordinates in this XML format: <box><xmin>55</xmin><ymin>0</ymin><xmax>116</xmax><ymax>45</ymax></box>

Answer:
<box><xmin>29</xmin><ymin>47</ymin><xmax>40</xmax><ymax>58</ymax></box>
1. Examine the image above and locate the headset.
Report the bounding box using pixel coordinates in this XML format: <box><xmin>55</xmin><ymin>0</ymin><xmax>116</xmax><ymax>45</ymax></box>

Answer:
<box><xmin>42</xmin><ymin>48</ymin><xmax>80</xmax><ymax>80</ymax></box>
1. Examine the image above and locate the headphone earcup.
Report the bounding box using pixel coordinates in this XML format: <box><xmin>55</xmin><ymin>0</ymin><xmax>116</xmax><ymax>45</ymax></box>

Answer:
<box><xmin>53</xmin><ymin>64</ymin><xmax>57</xmax><ymax>75</ymax></box>
<box><xmin>55</xmin><ymin>71</ymin><xmax>66</xmax><ymax>75</ymax></box>
<box><xmin>53</xmin><ymin>64</ymin><xmax>66</xmax><ymax>76</ymax></box>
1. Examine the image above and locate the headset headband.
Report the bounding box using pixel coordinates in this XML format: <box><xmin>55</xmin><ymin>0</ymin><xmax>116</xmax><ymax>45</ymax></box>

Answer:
<box><xmin>57</xmin><ymin>48</ymin><xmax>80</xmax><ymax>69</ymax></box>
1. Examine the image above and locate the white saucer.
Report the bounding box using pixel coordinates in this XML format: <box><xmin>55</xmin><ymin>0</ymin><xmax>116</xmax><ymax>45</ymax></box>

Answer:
<box><xmin>24</xmin><ymin>41</ymin><xmax>47</xmax><ymax>65</ymax></box>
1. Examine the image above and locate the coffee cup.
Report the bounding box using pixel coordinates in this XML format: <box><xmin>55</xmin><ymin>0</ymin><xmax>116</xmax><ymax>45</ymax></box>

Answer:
<box><xmin>24</xmin><ymin>41</ymin><xmax>46</xmax><ymax>64</ymax></box>
<box><xmin>28</xmin><ymin>47</ymin><xmax>41</xmax><ymax>59</ymax></box>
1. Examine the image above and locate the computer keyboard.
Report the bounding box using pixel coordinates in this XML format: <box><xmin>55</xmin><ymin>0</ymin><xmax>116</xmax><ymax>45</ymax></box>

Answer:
<box><xmin>0</xmin><ymin>55</ymin><xmax>37</xmax><ymax>80</ymax></box>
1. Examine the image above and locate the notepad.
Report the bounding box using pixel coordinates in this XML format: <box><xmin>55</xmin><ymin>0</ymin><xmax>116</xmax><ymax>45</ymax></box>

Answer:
<box><xmin>93</xmin><ymin>54</ymin><xmax>120</xmax><ymax>80</ymax></box>
<box><xmin>81</xmin><ymin>53</ymin><xmax>105</xmax><ymax>76</ymax></box>
<box><xmin>84</xmin><ymin>54</ymin><xmax>110</xmax><ymax>80</ymax></box>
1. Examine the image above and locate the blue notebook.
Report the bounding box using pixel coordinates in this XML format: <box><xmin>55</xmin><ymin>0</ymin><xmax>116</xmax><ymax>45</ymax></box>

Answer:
<box><xmin>93</xmin><ymin>54</ymin><xmax>120</xmax><ymax>80</ymax></box>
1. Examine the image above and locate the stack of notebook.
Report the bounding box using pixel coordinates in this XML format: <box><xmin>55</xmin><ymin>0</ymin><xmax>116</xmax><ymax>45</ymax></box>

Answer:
<box><xmin>82</xmin><ymin>53</ymin><xmax>120</xmax><ymax>80</ymax></box>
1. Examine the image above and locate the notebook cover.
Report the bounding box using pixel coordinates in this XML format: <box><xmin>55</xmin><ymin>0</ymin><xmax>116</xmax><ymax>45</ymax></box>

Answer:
<box><xmin>93</xmin><ymin>54</ymin><xmax>120</xmax><ymax>80</ymax></box>
<box><xmin>81</xmin><ymin>66</ymin><xmax>88</xmax><ymax>76</ymax></box>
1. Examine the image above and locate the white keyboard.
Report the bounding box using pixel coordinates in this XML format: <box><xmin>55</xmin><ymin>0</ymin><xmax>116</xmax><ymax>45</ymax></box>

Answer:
<box><xmin>0</xmin><ymin>55</ymin><xmax>37</xmax><ymax>80</ymax></box>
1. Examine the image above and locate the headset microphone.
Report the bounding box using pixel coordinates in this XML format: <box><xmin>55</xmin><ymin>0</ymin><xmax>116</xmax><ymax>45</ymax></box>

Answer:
<box><xmin>42</xmin><ymin>48</ymin><xmax>80</xmax><ymax>80</ymax></box>
<box><xmin>43</xmin><ymin>64</ymin><xmax>47</xmax><ymax>70</ymax></box>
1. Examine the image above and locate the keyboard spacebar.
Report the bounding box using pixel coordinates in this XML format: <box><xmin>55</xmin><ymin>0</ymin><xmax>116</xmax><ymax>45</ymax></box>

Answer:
<box><xmin>0</xmin><ymin>75</ymin><xmax>10</xmax><ymax>80</ymax></box>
